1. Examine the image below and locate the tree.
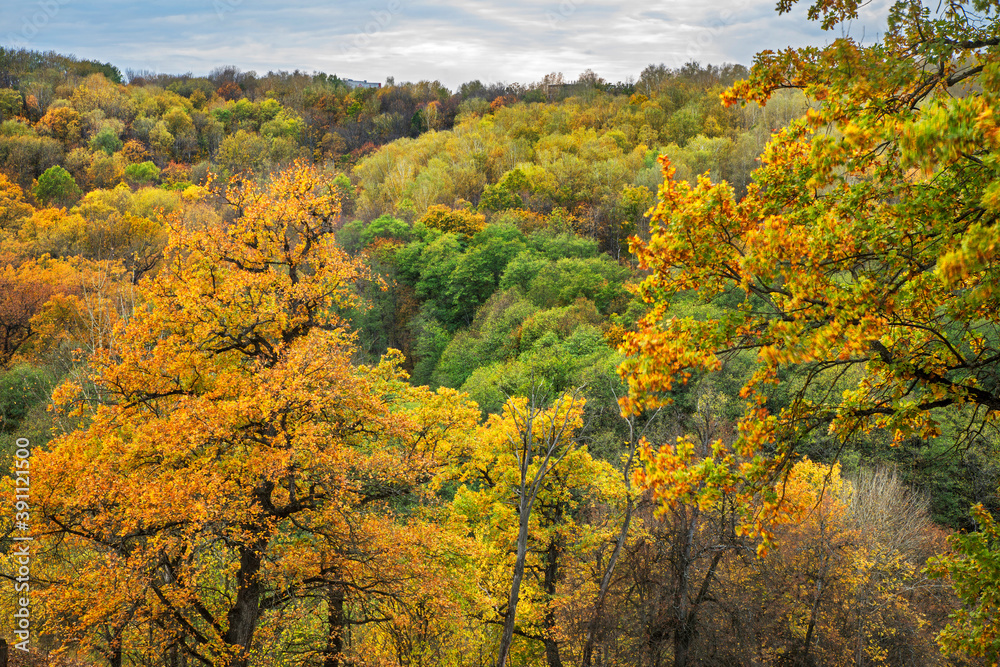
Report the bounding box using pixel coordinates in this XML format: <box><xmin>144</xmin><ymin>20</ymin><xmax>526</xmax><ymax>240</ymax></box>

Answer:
<box><xmin>0</xmin><ymin>173</ymin><xmax>32</xmax><ymax>231</ymax></box>
<box><xmin>89</xmin><ymin>126</ymin><xmax>123</xmax><ymax>155</ymax></box>
<box><xmin>0</xmin><ymin>262</ymin><xmax>54</xmax><ymax>369</ymax></box>
<box><xmin>707</xmin><ymin>460</ymin><xmax>941</xmax><ymax>666</ymax></box>
<box><xmin>579</xmin><ymin>400</ymin><xmax>660</xmax><ymax>667</ymax></box>
<box><xmin>620</xmin><ymin>0</ymin><xmax>1000</xmax><ymax>536</ymax></box>
<box><xmin>0</xmin><ymin>257</ymin><xmax>85</xmax><ymax>370</ymax></box>
<box><xmin>33</xmin><ymin>165</ymin><xmax>81</xmax><ymax>207</ymax></box>
<box><xmin>929</xmin><ymin>505</ymin><xmax>1000</xmax><ymax>661</ymax></box>
<box><xmin>419</xmin><ymin>204</ymin><xmax>486</xmax><ymax>238</ymax></box>
<box><xmin>0</xmin><ymin>88</ymin><xmax>23</xmax><ymax>121</ymax></box>
<box><xmin>618</xmin><ymin>0</ymin><xmax>1000</xmax><ymax>657</ymax></box>
<box><xmin>123</xmin><ymin>160</ymin><xmax>160</xmax><ymax>185</ymax></box>
<box><xmin>465</xmin><ymin>391</ymin><xmax>588</xmax><ymax>667</ymax></box>
<box><xmin>20</xmin><ymin>163</ymin><xmax>440</xmax><ymax>667</ymax></box>
<box><xmin>72</xmin><ymin>184</ymin><xmax>170</xmax><ymax>282</ymax></box>
<box><xmin>640</xmin><ymin>387</ymin><xmax>752</xmax><ymax>667</ymax></box>
<box><xmin>35</xmin><ymin>105</ymin><xmax>81</xmax><ymax>146</ymax></box>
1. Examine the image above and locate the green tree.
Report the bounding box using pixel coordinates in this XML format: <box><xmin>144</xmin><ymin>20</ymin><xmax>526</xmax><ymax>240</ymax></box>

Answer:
<box><xmin>33</xmin><ymin>165</ymin><xmax>81</xmax><ymax>206</ymax></box>
<box><xmin>0</xmin><ymin>88</ymin><xmax>23</xmax><ymax>120</ymax></box>
<box><xmin>89</xmin><ymin>126</ymin><xmax>123</xmax><ymax>155</ymax></box>
<box><xmin>414</xmin><ymin>232</ymin><xmax>463</xmax><ymax>325</ymax></box>
<box><xmin>124</xmin><ymin>160</ymin><xmax>160</xmax><ymax>184</ymax></box>
<box><xmin>447</xmin><ymin>224</ymin><xmax>526</xmax><ymax>326</ymax></box>
<box><xmin>929</xmin><ymin>505</ymin><xmax>1000</xmax><ymax>661</ymax></box>
<box><xmin>361</xmin><ymin>213</ymin><xmax>411</xmax><ymax>247</ymax></box>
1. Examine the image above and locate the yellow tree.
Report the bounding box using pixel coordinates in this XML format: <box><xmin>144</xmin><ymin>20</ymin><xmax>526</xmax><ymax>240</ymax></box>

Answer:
<box><xmin>451</xmin><ymin>391</ymin><xmax>611</xmax><ymax>667</ymax></box>
<box><xmin>419</xmin><ymin>204</ymin><xmax>486</xmax><ymax>238</ymax></box>
<box><xmin>618</xmin><ymin>0</ymin><xmax>1000</xmax><ymax>659</ymax></box>
<box><xmin>20</xmin><ymin>163</ymin><xmax>435</xmax><ymax>667</ymax></box>
<box><xmin>746</xmin><ymin>460</ymin><xmax>938</xmax><ymax>665</ymax></box>
<box><xmin>0</xmin><ymin>173</ymin><xmax>33</xmax><ymax>233</ymax></box>
<box><xmin>619</xmin><ymin>0</ymin><xmax>1000</xmax><ymax>552</ymax></box>
<box><xmin>0</xmin><ymin>256</ymin><xmax>88</xmax><ymax>370</ymax></box>
<box><xmin>333</xmin><ymin>383</ymin><xmax>486</xmax><ymax>667</ymax></box>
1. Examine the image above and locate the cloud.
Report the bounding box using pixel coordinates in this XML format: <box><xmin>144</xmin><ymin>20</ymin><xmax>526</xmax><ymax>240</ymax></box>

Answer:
<box><xmin>1</xmin><ymin>0</ymin><xmax>890</xmax><ymax>88</ymax></box>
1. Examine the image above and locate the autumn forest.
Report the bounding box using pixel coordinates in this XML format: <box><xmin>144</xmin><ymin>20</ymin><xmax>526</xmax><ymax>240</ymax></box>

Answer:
<box><xmin>0</xmin><ymin>1</ymin><xmax>999</xmax><ymax>666</ymax></box>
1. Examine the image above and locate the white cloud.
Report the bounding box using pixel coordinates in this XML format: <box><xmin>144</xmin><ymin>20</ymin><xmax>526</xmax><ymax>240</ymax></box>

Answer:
<box><xmin>1</xmin><ymin>0</ymin><xmax>890</xmax><ymax>88</ymax></box>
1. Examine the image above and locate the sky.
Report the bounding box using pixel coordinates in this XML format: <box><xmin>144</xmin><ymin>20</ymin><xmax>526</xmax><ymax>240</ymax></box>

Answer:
<box><xmin>1</xmin><ymin>0</ymin><xmax>893</xmax><ymax>89</ymax></box>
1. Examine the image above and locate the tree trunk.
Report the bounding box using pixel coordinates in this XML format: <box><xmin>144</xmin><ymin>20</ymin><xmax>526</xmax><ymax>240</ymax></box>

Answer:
<box><xmin>498</xmin><ymin>390</ymin><xmax>583</xmax><ymax>667</ymax></box>
<box><xmin>581</xmin><ymin>496</ymin><xmax>633</xmax><ymax>667</ymax></box>
<box><xmin>543</xmin><ymin>539</ymin><xmax>563</xmax><ymax>667</ymax></box>
<box><xmin>583</xmin><ymin>413</ymin><xmax>644</xmax><ymax>667</ymax></box>
<box><xmin>497</xmin><ymin>497</ymin><xmax>532</xmax><ymax>667</ymax></box>
<box><xmin>802</xmin><ymin>553</ymin><xmax>828</xmax><ymax>665</ymax></box>
<box><xmin>223</xmin><ymin>541</ymin><xmax>265</xmax><ymax>667</ymax></box>
<box><xmin>670</xmin><ymin>507</ymin><xmax>696</xmax><ymax>667</ymax></box>
<box><xmin>324</xmin><ymin>583</ymin><xmax>347</xmax><ymax>667</ymax></box>
<box><xmin>668</xmin><ymin>505</ymin><xmax>726</xmax><ymax>667</ymax></box>
<box><xmin>543</xmin><ymin>637</ymin><xmax>564</xmax><ymax>667</ymax></box>
<box><xmin>581</xmin><ymin>472</ymin><xmax>635</xmax><ymax>667</ymax></box>
<box><xmin>673</xmin><ymin>623</ymin><xmax>693</xmax><ymax>667</ymax></box>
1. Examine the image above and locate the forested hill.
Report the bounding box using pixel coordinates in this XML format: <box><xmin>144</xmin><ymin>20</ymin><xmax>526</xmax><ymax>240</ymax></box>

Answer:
<box><xmin>2</xmin><ymin>12</ymin><xmax>1000</xmax><ymax>664</ymax></box>
<box><xmin>0</xmin><ymin>46</ymin><xmax>769</xmax><ymax>183</ymax></box>
<box><xmin>0</xmin><ymin>46</ymin><xmax>810</xmax><ymax>464</ymax></box>
<box><xmin>0</xmin><ymin>46</ymin><xmax>802</xmax><ymax>407</ymax></box>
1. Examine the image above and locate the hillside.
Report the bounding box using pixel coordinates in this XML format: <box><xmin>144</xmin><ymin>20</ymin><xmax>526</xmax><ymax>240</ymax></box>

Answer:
<box><xmin>1</xmin><ymin>4</ymin><xmax>999</xmax><ymax>663</ymax></box>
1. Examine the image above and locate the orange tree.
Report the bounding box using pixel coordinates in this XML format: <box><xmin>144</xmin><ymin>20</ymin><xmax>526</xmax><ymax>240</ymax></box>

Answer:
<box><xmin>16</xmin><ymin>163</ymin><xmax>442</xmax><ymax>667</ymax></box>
<box><xmin>618</xmin><ymin>0</ymin><xmax>1000</xmax><ymax>657</ymax></box>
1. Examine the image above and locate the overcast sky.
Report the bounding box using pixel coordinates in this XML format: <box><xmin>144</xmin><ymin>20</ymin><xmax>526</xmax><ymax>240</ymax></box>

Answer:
<box><xmin>2</xmin><ymin>0</ymin><xmax>893</xmax><ymax>89</ymax></box>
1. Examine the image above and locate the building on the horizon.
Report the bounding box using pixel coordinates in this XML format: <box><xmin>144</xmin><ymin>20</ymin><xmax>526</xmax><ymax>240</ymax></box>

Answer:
<box><xmin>344</xmin><ymin>79</ymin><xmax>381</xmax><ymax>89</ymax></box>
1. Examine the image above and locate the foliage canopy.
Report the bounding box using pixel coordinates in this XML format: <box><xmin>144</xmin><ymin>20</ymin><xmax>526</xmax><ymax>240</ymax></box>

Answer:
<box><xmin>620</xmin><ymin>0</ymin><xmax>1000</xmax><ymax>657</ymax></box>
